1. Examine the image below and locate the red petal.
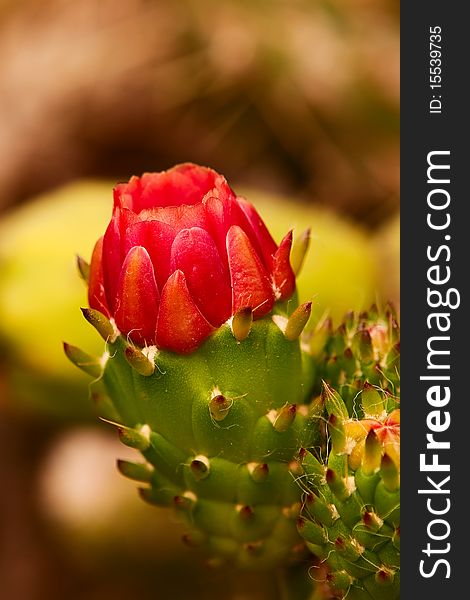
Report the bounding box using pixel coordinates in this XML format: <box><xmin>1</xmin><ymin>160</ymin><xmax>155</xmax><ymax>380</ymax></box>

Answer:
<box><xmin>156</xmin><ymin>270</ymin><xmax>214</xmax><ymax>353</ymax></box>
<box><xmin>124</xmin><ymin>220</ymin><xmax>176</xmax><ymax>291</ymax></box>
<box><xmin>102</xmin><ymin>207</ymin><xmax>139</xmax><ymax>312</ymax></box>
<box><xmin>226</xmin><ymin>226</ymin><xmax>274</xmax><ymax>318</ymax></box>
<box><xmin>140</xmin><ymin>202</ymin><xmax>209</xmax><ymax>233</ymax></box>
<box><xmin>113</xmin><ymin>176</ymin><xmax>141</xmax><ymax>211</ymax></box>
<box><xmin>272</xmin><ymin>231</ymin><xmax>296</xmax><ymax>300</ymax></box>
<box><xmin>237</xmin><ymin>197</ymin><xmax>277</xmax><ymax>271</ymax></box>
<box><xmin>137</xmin><ymin>164</ymin><xmax>219</xmax><ymax>210</ymax></box>
<box><xmin>114</xmin><ymin>247</ymin><xmax>160</xmax><ymax>346</ymax></box>
<box><xmin>204</xmin><ymin>193</ymin><xmax>246</xmax><ymax>260</ymax></box>
<box><xmin>88</xmin><ymin>236</ymin><xmax>110</xmax><ymax>317</ymax></box>
<box><xmin>170</xmin><ymin>227</ymin><xmax>232</xmax><ymax>326</ymax></box>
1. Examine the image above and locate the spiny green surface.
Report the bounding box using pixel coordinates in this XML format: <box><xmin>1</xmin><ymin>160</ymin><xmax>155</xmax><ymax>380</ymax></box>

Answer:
<box><xmin>297</xmin><ymin>383</ymin><xmax>400</xmax><ymax>600</ymax></box>
<box><xmin>86</xmin><ymin>314</ymin><xmax>322</xmax><ymax>568</ymax></box>
<box><xmin>307</xmin><ymin>305</ymin><xmax>400</xmax><ymax>417</ymax></box>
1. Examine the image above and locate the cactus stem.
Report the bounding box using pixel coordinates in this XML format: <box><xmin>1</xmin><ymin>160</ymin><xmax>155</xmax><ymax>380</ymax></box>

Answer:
<box><xmin>284</xmin><ymin>302</ymin><xmax>312</xmax><ymax>341</ymax></box>
<box><xmin>63</xmin><ymin>342</ymin><xmax>102</xmax><ymax>378</ymax></box>
<box><xmin>291</xmin><ymin>228</ymin><xmax>311</xmax><ymax>275</ymax></box>
<box><xmin>81</xmin><ymin>307</ymin><xmax>117</xmax><ymax>342</ymax></box>
<box><xmin>190</xmin><ymin>455</ymin><xmax>210</xmax><ymax>480</ymax></box>
<box><xmin>230</xmin><ymin>307</ymin><xmax>253</xmax><ymax>341</ymax></box>
<box><xmin>76</xmin><ymin>254</ymin><xmax>90</xmax><ymax>283</ymax></box>
<box><xmin>124</xmin><ymin>345</ymin><xmax>155</xmax><ymax>376</ymax></box>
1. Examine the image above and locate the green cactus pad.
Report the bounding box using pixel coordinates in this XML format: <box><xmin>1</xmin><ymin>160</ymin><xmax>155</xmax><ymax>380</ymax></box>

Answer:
<box><xmin>78</xmin><ymin>314</ymin><xmax>322</xmax><ymax>568</ymax></box>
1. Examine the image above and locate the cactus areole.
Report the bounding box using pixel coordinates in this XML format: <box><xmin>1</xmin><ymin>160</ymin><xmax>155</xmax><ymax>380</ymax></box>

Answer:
<box><xmin>66</xmin><ymin>163</ymin><xmax>321</xmax><ymax>568</ymax></box>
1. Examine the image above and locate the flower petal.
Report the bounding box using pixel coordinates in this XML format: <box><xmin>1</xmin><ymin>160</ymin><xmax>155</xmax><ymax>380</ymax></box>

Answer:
<box><xmin>102</xmin><ymin>207</ymin><xmax>139</xmax><ymax>312</ymax></box>
<box><xmin>226</xmin><ymin>226</ymin><xmax>274</xmax><ymax>318</ymax></box>
<box><xmin>137</xmin><ymin>164</ymin><xmax>219</xmax><ymax>210</ymax></box>
<box><xmin>237</xmin><ymin>197</ymin><xmax>277</xmax><ymax>271</ymax></box>
<box><xmin>114</xmin><ymin>246</ymin><xmax>160</xmax><ymax>346</ymax></box>
<box><xmin>113</xmin><ymin>176</ymin><xmax>141</xmax><ymax>211</ymax></box>
<box><xmin>124</xmin><ymin>220</ymin><xmax>176</xmax><ymax>291</ymax></box>
<box><xmin>272</xmin><ymin>230</ymin><xmax>296</xmax><ymax>300</ymax></box>
<box><xmin>88</xmin><ymin>236</ymin><xmax>110</xmax><ymax>317</ymax></box>
<box><xmin>170</xmin><ymin>227</ymin><xmax>232</xmax><ymax>326</ymax></box>
<box><xmin>156</xmin><ymin>270</ymin><xmax>214</xmax><ymax>353</ymax></box>
<box><xmin>204</xmin><ymin>193</ymin><xmax>246</xmax><ymax>260</ymax></box>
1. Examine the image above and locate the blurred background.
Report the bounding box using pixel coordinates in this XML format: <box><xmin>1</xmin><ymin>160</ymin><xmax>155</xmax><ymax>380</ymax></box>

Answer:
<box><xmin>0</xmin><ymin>1</ymin><xmax>399</xmax><ymax>598</ymax></box>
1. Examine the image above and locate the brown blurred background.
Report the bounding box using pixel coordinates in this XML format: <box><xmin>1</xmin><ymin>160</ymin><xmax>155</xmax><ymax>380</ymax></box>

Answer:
<box><xmin>0</xmin><ymin>1</ymin><xmax>399</xmax><ymax>598</ymax></box>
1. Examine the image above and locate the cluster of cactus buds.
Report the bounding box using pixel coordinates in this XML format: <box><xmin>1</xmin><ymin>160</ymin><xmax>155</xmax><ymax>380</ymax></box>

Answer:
<box><xmin>297</xmin><ymin>381</ymin><xmax>400</xmax><ymax>600</ymax></box>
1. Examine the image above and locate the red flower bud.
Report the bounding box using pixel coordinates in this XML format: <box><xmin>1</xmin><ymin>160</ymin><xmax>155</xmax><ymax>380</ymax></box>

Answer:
<box><xmin>88</xmin><ymin>163</ymin><xmax>296</xmax><ymax>353</ymax></box>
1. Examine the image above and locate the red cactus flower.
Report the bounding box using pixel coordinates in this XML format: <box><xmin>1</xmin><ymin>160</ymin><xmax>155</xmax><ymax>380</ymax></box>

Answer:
<box><xmin>88</xmin><ymin>163</ymin><xmax>295</xmax><ymax>353</ymax></box>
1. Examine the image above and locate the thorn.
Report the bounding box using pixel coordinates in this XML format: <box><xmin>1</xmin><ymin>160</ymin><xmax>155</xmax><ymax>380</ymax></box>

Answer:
<box><xmin>321</xmin><ymin>381</ymin><xmax>349</xmax><ymax>421</ymax></box>
<box><xmin>76</xmin><ymin>254</ymin><xmax>90</xmax><ymax>283</ymax></box>
<box><xmin>63</xmin><ymin>342</ymin><xmax>102</xmax><ymax>377</ymax></box>
<box><xmin>244</xmin><ymin>540</ymin><xmax>263</xmax><ymax>555</ymax></box>
<box><xmin>291</xmin><ymin>228</ymin><xmax>311</xmax><ymax>275</ymax></box>
<box><xmin>237</xmin><ymin>505</ymin><xmax>254</xmax><ymax>521</ymax></box>
<box><xmin>190</xmin><ymin>455</ymin><xmax>210</xmax><ymax>481</ymax></box>
<box><xmin>117</xmin><ymin>459</ymin><xmax>153</xmax><ymax>482</ymax></box>
<box><xmin>326</xmin><ymin>468</ymin><xmax>353</xmax><ymax>502</ymax></box>
<box><xmin>334</xmin><ymin>535</ymin><xmax>364</xmax><ymax>560</ymax></box>
<box><xmin>363</xmin><ymin>429</ymin><xmax>382</xmax><ymax>476</ymax></box>
<box><xmin>344</xmin><ymin>310</ymin><xmax>355</xmax><ymax>329</ymax></box>
<box><xmin>282</xmin><ymin>502</ymin><xmax>301</xmax><ymax>519</ymax></box>
<box><xmin>369</xmin><ymin>303</ymin><xmax>379</xmax><ymax>320</ymax></box>
<box><xmin>209</xmin><ymin>394</ymin><xmax>231</xmax><ymax>422</ymax></box>
<box><xmin>231</xmin><ymin>306</ymin><xmax>253</xmax><ymax>342</ymax></box>
<box><xmin>381</xmin><ymin>453</ymin><xmax>400</xmax><ymax>492</ymax></box>
<box><xmin>284</xmin><ymin>302</ymin><xmax>312</xmax><ymax>341</ymax></box>
<box><xmin>328</xmin><ymin>414</ymin><xmax>346</xmax><ymax>454</ymax></box>
<box><xmin>118</xmin><ymin>424</ymin><xmax>151</xmax><ymax>451</ymax></box>
<box><xmin>356</xmin><ymin>329</ymin><xmax>373</xmax><ymax>362</ymax></box>
<box><xmin>182</xmin><ymin>531</ymin><xmax>206</xmax><ymax>547</ymax></box>
<box><xmin>81</xmin><ymin>307</ymin><xmax>115</xmax><ymax>341</ymax></box>
<box><xmin>363</xmin><ymin>510</ymin><xmax>383</xmax><ymax>531</ymax></box>
<box><xmin>173</xmin><ymin>493</ymin><xmax>196</xmax><ymax>511</ymax></box>
<box><xmin>288</xmin><ymin>459</ymin><xmax>303</xmax><ymax>477</ymax></box>
<box><xmin>125</xmin><ymin>345</ymin><xmax>155</xmax><ymax>376</ymax></box>
<box><xmin>138</xmin><ymin>487</ymin><xmax>158</xmax><ymax>506</ymax></box>
<box><xmin>247</xmin><ymin>462</ymin><xmax>269</xmax><ymax>483</ymax></box>
<box><xmin>361</xmin><ymin>382</ymin><xmax>386</xmax><ymax>418</ymax></box>
<box><xmin>376</xmin><ymin>566</ymin><xmax>395</xmax><ymax>585</ymax></box>
<box><xmin>273</xmin><ymin>404</ymin><xmax>297</xmax><ymax>432</ymax></box>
